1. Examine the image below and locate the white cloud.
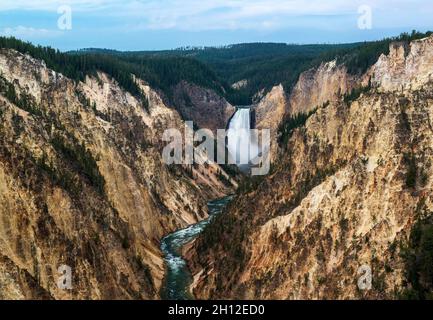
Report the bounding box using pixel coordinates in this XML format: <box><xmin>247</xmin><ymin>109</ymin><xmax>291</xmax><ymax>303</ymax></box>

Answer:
<box><xmin>97</xmin><ymin>0</ymin><xmax>433</xmax><ymax>31</ymax></box>
<box><xmin>117</xmin><ymin>0</ymin><xmax>362</xmax><ymax>31</ymax></box>
<box><xmin>0</xmin><ymin>26</ymin><xmax>62</xmax><ymax>38</ymax></box>
<box><xmin>0</xmin><ymin>0</ymin><xmax>119</xmax><ymax>12</ymax></box>
<box><xmin>1</xmin><ymin>0</ymin><xmax>432</xmax><ymax>31</ymax></box>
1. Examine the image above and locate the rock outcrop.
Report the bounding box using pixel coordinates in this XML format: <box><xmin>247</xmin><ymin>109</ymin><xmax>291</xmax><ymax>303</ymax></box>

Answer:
<box><xmin>254</xmin><ymin>85</ymin><xmax>288</xmax><ymax>161</ymax></box>
<box><xmin>253</xmin><ymin>58</ymin><xmax>361</xmax><ymax>161</ymax></box>
<box><xmin>288</xmin><ymin>60</ymin><xmax>360</xmax><ymax>116</ymax></box>
<box><xmin>172</xmin><ymin>81</ymin><xmax>236</xmax><ymax>134</ymax></box>
<box><xmin>370</xmin><ymin>36</ymin><xmax>433</xmax><ymax>92</ymax></box>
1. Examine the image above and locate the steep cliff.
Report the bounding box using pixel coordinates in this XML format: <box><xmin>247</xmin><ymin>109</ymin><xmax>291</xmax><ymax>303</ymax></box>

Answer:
<box><xmin>254</xmin><ymin>85</ymin><xmax>287</xmax><ymax>161</ymax></box>
<box><xmin>0</xmin><ymin>49</ymin><xmax>234</xmax><ymax>299</ymax></box>
<box><xmin>254</xmin><ymin>56</ymin><xmax>361</xmax><ymax>161</ymax></box>
<box><xmin>189</xmin><ymin>35</ymin><xmax>433</xmax><ymax>299</ymax></box>
<box><xmin>370</xmin><ymin>36</ymin><xmax>433</xmax><ymax>92</ymax></box>
<box><xmin>172</xmin><ymin>81</ymin><xmax>236</xmax><ymax>134</ymax></box>
<box><xmin>288</xmin><ymin>60</ymin><xmax>362</xmax><ymax>115</ymax></box>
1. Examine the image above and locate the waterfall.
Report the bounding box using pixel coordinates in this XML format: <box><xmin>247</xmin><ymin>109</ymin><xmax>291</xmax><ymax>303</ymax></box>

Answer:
<box><xmin>227</xmin><ymin>108</ymin><xmax>258</xmax><ymax>168</ymax></box>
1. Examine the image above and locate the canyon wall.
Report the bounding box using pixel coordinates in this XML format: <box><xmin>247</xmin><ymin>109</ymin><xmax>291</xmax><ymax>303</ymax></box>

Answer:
<box><xmin>288</xmin><ymin>60</ymin><xmax>361</xmax><ymax>115</ymax></box>
<box><xmin>254</xmin><ymin>57</ymin><xmax>362</xmax><ymax>161</ymax></box>
<box><xmin>0</xmin><ymin>49</ymin><xmax>234</xmax><ymax>299</ymax></box>
<box><xmin>189</xmin><ymin>35</ymin><xmax>433</xmax><ymax>300</ymax></box>
<box><xmin>172</xmin><ymin>81</ymin><xmax>236</xmax><ymax>134</ymax></box>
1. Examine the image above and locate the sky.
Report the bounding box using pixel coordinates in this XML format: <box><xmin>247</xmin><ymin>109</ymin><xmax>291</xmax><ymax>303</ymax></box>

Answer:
<box><xmin>0</xmin><ymin>0</ymin><xmax>432</xmax><ymax>51</ymax></box>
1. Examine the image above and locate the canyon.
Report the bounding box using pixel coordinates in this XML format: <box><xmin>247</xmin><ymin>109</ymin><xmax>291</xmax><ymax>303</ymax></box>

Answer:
<box><xmin>0</xmin><ymin>48</ymin><xmax>236</xmax><ymax>299</ymax></box>
<box><xmin>1</xmin><ymin>33</ymin><xmax>433</xmax><ymax>300</ymax></box>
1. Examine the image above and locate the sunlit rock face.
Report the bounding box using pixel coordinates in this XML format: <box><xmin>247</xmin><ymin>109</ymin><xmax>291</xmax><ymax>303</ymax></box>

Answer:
<box><xmin>253</xmin><ymin>60</ymin><xmax>360</xmax><ymax>162</ymax></box>
<box><xmin>253</xmin><ymin>85</ymin><xmax>287</xmax><ymax>162</ymax></box>
<box><xmin>369</xmin><ymin>36</ymin><xmax>433</xmax><ymax>92</ymax></box>
<box><xmin>288</xmin><ymin>60</ymin><xmax>361</xmax><ymax>116</ymax></box>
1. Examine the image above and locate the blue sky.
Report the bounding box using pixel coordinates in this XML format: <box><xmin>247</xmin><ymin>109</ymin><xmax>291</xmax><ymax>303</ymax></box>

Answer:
<box><xmin>1</xmin><ymin>0</ymin><xmax>432</xmax><ymax>51</ymax></box>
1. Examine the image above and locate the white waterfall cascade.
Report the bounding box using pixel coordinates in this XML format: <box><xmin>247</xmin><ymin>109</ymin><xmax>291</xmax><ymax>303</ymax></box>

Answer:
<box><xmin>227</xmin><ymin>108</ymin><xmax>259</xmax><ymax>168</ymax></box>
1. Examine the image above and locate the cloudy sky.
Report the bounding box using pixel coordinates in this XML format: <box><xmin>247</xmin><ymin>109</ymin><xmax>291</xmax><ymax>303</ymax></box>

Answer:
<box><xmin>1</xmin><ymin>0</ymin><xmax>432</xmax><ymax>51</ymax></box>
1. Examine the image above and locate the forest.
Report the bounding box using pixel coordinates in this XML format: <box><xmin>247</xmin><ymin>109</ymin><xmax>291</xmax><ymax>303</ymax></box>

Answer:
<box><xmin>0</xmin><ymin>36</ymin><xmax>228</xmax><ymax>106</ymax></box>
<box><xmin>1</xmin><ymin>30</ymin><xmax>432</xmax><ymax>107</ymax></box>
<box><xmin>77</xmin><ymin>42</ymin><xmax>359</xmax><ymax>104</ymax></box>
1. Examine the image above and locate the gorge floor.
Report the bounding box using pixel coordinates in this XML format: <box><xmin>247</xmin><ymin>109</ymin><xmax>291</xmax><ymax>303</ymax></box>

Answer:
<box><xmin>160</xmin><ymin>196</ymin><xmax>233</xmax><ymax>300</ymax></box>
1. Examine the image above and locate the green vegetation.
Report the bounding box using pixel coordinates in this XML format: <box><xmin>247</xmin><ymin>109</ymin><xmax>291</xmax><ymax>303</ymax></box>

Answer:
<box><xmin>194</xmin><ymin>30</ymin><xmax>431</xmax><ymax>102</ymax></box>
<box><xmin>51</xmin><ymin>134</ymin><xmax>105</xmax><ymax>195</ymax></box>
<box><xmin>317</xmin><ymin>30</ymin><xmax>433</xmax><ymax>76</ymax></box>
<box><xmin>0</xmin><ymin>75</ymin><xmax>42</xmax><ymax>116</ymax></box>
<box><xmin>237</xmin><ymin>175</ymin><xmax>266</xmax><ymax>194</ymax></box>
<box><xmin>2</xmin><ymin>30</ymin><xmax>431</xmax><ymax>108</ymax></box>
<box><xmin>404</xmin><ymin>153</ymin><xmax>417</xmax><ymax>189</ymax></box>
<box><xmin>11</xmin><ymin>111</ymin><xmax>24</xmax><ymax>137</ymax></box>
<box><xmin>216</xmin><ymin>169</ymin><xmax>233</xmax><ymax>187</ymax></box>
<box><xmin>36</xmin><ymin>152</ymin><xmax>81</xmax><ymax>196</ymax></box>
<box><xmin>0</xmin><ymin>37</ymin><xmax>148</xmax><ymax>105</ymax></box>
<box><xmin>278</xmin><ymin>108</ymin><xmax>317</xmax><ymax>147</ymax></box>
<box><xmin>36</xmin><ymin>134</ymin><xmax>105</xmax><ymax>197</ymax></box>
<box><xmin>117</xmin><ymin>54</ymin><xmax>227</xmax><ymax>99</ymax></box>
<box><xmin>399</xmin><ymin>110</ymin><xmax>412</xmax><ymax>132</ymax></box>
<box><xmin>187</xmin><ymin>43</ymin><xmax>358</xmax><ymax>104</ymax></box>
<box><xmin>0</xmin><ymin>36</ymin><xmax>234</xmax><ymax>106</ymax></box>
<box><xmin>318</xmin><ymin>39</ymin><xmax>391</xmax><ymax>76</ymax></box>
<box><xmin>81</xmin><ymin>43</ymin><xmax>359</xmax><ymax>105</ymax></box>
<box><xmin>121</xmin><ymin>234</ymin><xmax>131</xmax><ymax>250</ymax></box>
<box><xmin>197</xmin><ymin>202</ymin><xmax>250</xmax><ymax>280</ymax></box>
<box><xmin>400</xmin><ymin>215</ymin><xmax>433</xmax><ymax>299</ymax></box>
<box><xmin>343</xmin><ymin>82</ymin><xmax>372</xmax><ymax>104</ymax></box>
<box><xmin>283</xmin><ymin>162</ymin><xmax>345</xmax><ymax>213</ymax></box>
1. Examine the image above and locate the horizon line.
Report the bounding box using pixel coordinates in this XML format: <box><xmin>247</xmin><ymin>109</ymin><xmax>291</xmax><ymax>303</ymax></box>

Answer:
<box><xmin>3</xmin><ymin>29</ymin><xmax>430</xmax><ymax>53</ymax></box>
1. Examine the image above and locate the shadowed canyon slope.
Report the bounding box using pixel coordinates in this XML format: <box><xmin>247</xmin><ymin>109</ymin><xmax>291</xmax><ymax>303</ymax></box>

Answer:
<box><xmin>188</xmin><ymin>35</ymin><xmax>433</xmax><ymax>300</ymax></box>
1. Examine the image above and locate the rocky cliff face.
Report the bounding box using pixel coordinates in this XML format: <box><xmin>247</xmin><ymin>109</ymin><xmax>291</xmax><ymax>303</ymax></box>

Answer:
<box><xmin>254</xmin><ymin>85</ymin><xmax>287</xmax><ymax>161</ymax></box>
<box><xmin>370</xmin><ymin>36</ymin><xmax>433</xmax><ymax>92</ymax></box>
<box><xmin>253</xmin><ymin>58</ymin><xmax>361</xmax><ymax>161</ymax></box>
<box><xmin>188</xmin><ymin>35</ymin><xmax>433</xmax><ymax>299</ymax></box>
<box><xmin>0</xmin><ymin>49</ymin><xmax>234</xmax><ymax>299</ymax></box>
<box><xmin>172</xmin><ymin>81</ymin><xmax>236</xmax><ymax>134</ymax></box>
<box><xmin>288</xmin><ymin>60</ymin><xmax>361</xmax><ymax>116</ymax></box>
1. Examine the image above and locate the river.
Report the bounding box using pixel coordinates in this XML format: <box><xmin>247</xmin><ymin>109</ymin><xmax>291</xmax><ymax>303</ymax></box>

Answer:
<box><xmin>160</xmin><ymin>196</ymin><xmax>232</xmax><ymax>300</ymax></box>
